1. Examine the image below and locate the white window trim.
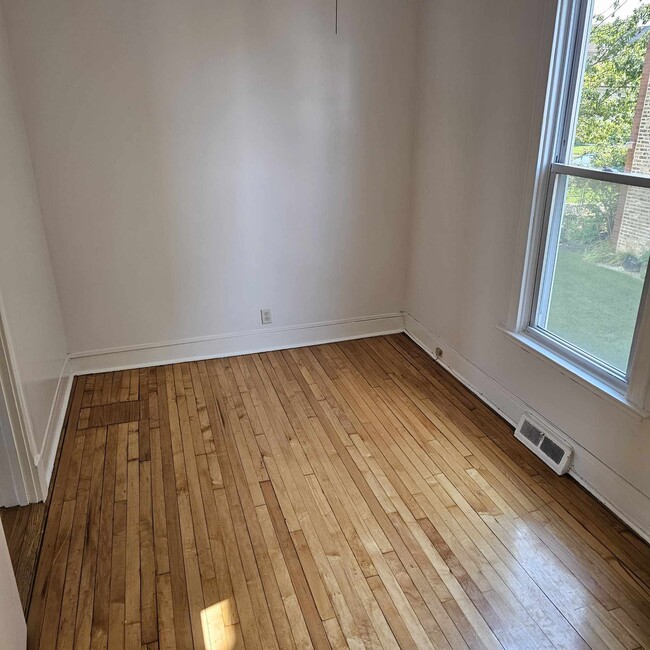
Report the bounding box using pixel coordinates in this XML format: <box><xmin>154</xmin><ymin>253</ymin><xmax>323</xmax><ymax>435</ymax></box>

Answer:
<box><xmin>505</xmin><ymin>0</ymin><xmax>650</xmax><ymax>419</ymax></box>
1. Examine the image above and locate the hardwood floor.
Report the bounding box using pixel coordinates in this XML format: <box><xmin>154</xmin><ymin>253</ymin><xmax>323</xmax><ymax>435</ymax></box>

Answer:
<box><xmin>1</xmin><ymin>501</ymin><xmax>46</xmax><ymax>612</ymax></box>
<box><xmin>25</xmin><ymin>334</ymin><xmax>650</xmax><ymax>649</ymax></box>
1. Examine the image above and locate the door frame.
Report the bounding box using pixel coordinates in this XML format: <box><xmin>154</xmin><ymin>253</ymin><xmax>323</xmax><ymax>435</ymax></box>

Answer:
<box><xmin>0</xmin><ymin>307</ymin><xmax>41</xmax><ymax>506</ymax></box>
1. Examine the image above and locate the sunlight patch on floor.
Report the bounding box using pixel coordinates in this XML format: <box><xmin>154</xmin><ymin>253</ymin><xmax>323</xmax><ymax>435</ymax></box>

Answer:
<box><xmin>201</xmin><ymin>598</ymin><xmax>234</xmax><ymax>650</ymax></box>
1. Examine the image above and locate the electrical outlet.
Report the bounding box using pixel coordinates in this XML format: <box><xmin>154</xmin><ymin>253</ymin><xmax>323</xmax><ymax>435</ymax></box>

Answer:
<box><xmin>261</xmin><ymin>309</ymin><xmax>272</xmax><ymax>325</ymax></box>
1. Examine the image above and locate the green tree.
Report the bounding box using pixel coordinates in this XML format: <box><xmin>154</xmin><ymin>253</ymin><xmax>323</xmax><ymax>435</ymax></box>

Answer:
<box><xmin>563</xmin><ymin>2</ymin><xmax>650</xmax><ymax>248</ymax></box>
<box><xmin>575</xmin><ymin>1</ymin><xmax>650</xmax><ymax>170</ymax></box>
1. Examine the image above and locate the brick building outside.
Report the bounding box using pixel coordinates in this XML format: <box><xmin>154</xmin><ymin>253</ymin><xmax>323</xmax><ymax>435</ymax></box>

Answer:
<box><xmin>612</xmin><ymin>34</ymin><xmax>650</xmax><ymax>256</ymax></box>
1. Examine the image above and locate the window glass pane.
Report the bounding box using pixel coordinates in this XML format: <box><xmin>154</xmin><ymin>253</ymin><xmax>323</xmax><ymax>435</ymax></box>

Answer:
<box><xmin>537</xmin><ymin>175</ymin><xmax>649</xmax><ymax>373</ymax></box>
<box><xmin>570</xmin><ymin>1</ymin><xmax>650</xmax><ymax>172</ymax></box>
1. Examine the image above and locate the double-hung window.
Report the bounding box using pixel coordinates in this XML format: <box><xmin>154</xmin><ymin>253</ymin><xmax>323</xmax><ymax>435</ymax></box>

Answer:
<box><xmin>517</xmin><ymin>0</ymin><xmax>650</xmax><ymax>411</ymax></box>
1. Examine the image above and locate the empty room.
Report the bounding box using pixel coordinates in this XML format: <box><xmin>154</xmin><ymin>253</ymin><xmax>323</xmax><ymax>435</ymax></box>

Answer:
<box><xmin>1</xmin><ymin>0</ymin><xmax>649</xmax><ymax>648</ymax></box>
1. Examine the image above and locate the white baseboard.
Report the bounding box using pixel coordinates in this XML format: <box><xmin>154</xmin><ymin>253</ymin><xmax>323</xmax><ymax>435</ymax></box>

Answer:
<box><xmin>35</xmin><ymin>356</ymin><xmax>73</xmax><ymax>498</ymax></box>
<box><xmin>404</xmin><ymin>312</ymin><xmax>650</xmax><ymax>544</ymax></box>
<box><xmin>69</xmin><ymin>313</ymin><xmax>405</xmax><ymax>376</ymax></box>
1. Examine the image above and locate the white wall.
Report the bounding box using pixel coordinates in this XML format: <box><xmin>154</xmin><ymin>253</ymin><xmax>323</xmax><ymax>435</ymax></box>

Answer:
<box><xmin>406</xmin><ymin>0</ymin><xmax>650</xmax><ymax>538</ymax></box>
<box><xmin>0</xmin><ymin>8</ymin><xmax>69</xmax><ymax>501</ymax></box>
<box><xmin>0</xmin><ymin>524</ymin><xmax>26</xmax><ymax>649</ymax></box>
<box><xmin>3</xmin><ymin>0</ymin><xmax>647</xmax><ymax>537</ymax></box>
<box><xmin>1</xmin><ymin>0</ymin><xmax>419</xmax><ymax>357</ymax></box>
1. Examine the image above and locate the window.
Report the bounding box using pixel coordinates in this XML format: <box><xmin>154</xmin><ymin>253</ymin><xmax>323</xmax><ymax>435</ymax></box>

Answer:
<box><xmin>520</xmin><ymin>0</ymin><xmax>650</xmax><ymax>404</ymax></box>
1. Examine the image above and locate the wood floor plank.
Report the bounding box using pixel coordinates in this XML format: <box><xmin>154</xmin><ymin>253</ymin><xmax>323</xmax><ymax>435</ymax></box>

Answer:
<box><xmin>206</xmin><ymin>359</ymin><xmax>281</xmax><ymax>649</ymax></box>
<box><xmin>155</xmin><ymin>366</ymin><xmax>193</xmax><ymax>649</ymax></box>
<box><xmin>108</xmin><ymin>500</ymin><xmax>126</xmax><ymax>650</ymax></box>
<box><xmin>139</xmin><ymin>460</ymin><xmax>158</xmax><ymax>645</ymax></box>
<box><xmin>17</xmin><ymin>336</ymin><xmax>650</xmax><ymax>649</ymax></box>
<box><xmin>213</xmin><ymin>487</ymin><xmax>263</xmax><ymax>650</ymax></box>
<box><xmin>256</xmin><ymin>502</ymin><xmax>313</xmax><ymax>649</ymax></box>
<box><xmin>262</xmin><ymin>480</ymin><xmax>332</xmax><ymax>650</ymax></box>
<box><xmin>155</xmin><ymin>573</ymin><xmax>176</xmax><ymax>650</ymax></box>
<box><xmin>56</xmin><ymin>427</ymin><xmax>95</xmax><ymax>649</ymax></box>
<box><xmin>75</xmin><ymin>426</ymin><xmax>108</xmax><ymax>650</ymax></box>
<box><xmin>164</xmin><ymin>366</ymin><xmax>206</xmax><ymax>649</ymax></box>
<box><xmin>90</xmin><ymin>424</ymin><xmax>119</xmax><ymax>650</ymax></box>
<box><xmin>171</xmin><ymin>365</ymin><xmax>214</xmax><ymax>585</ymax></box>
<box><xmin>27</xmin><ymin>376</ymin><xmax>86</xmax><ymax>648</ymax></box>
<box><xmin>208</xmin><ymin>378</ymin><xmax>294</xmax><ymax>647</ymax></box>
<box><xmin>39</xmin><ymin>498</ymin><xmax>75</xmax><ymax>649</ymax></box>
<box><xmin>125</xmin><ymin>438</ymin><xmax>141</xmax><ymax>642</ymax></box>
<box><xmin>0</xmin><ymin>501</ymin><xmax>46</xmax><ymax>612</ymax></box>
<box><xmin>195</xmin><ymin>454</ymin><xmax>238</xmax><ymax>627</ymax></box>
<box><xmin>149</xmin><ymin>428</ymin><xmax>169</xmax><ymax>578</ymax></box>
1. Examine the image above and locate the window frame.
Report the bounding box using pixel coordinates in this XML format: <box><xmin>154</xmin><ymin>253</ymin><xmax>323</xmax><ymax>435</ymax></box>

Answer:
<box><xmin>508</xmin><ymin>0</ymin><xmax>650</xmax><ymax>415</ymax></box>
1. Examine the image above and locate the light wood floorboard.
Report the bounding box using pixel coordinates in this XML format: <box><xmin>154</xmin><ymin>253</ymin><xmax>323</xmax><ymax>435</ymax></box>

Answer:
<box><xmin>22</xmin><ymin>334</ymin><xmax>650</xmax><ymax>649</ymax></box>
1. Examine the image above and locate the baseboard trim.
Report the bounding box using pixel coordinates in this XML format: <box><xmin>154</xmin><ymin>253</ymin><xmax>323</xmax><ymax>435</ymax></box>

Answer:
<box><xmin>35</xmin><ymin>356</ymin><xmax>73</xmax><ymax>498</ymax></box>
<box><xmin>403</xmin><ymin>312</ymin><xmax>650</xmax><ymax>544</ymax></box>
<box><xmin>69</xmin><ymin>313</ymin><xmax>405</xmax><ymax>376</ymax></box>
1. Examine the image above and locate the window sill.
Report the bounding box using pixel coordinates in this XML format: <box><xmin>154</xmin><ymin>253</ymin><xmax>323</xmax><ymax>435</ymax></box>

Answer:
<box><xmin>499</xmin><ymin>327</ymin><xmax>649</xmax><ymax>421</ymax></box>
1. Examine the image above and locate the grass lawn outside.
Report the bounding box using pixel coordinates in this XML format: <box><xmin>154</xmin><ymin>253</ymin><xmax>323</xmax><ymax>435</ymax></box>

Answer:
<box><xmin>545</xmin><ymin>248</ymin><xmax>644</xmax><ymax>373</ymax></box>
